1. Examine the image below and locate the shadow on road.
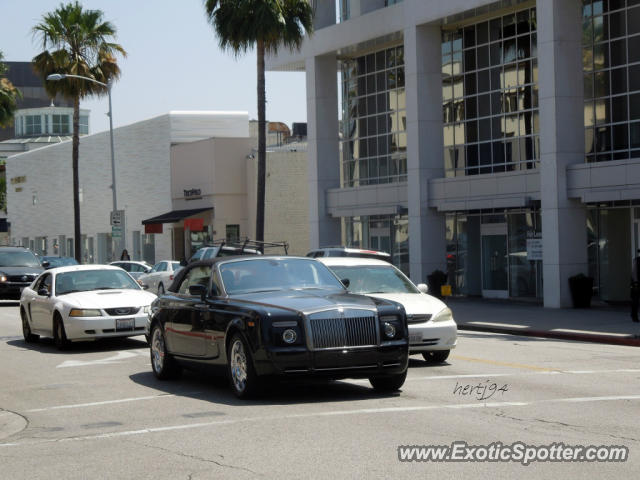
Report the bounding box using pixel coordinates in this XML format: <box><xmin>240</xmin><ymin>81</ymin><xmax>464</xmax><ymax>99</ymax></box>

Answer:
<box><xmin>129</xmin><ymin>368</ymin><xmax>402</xmax><ymax>407</ymax></box>
<box><xmin>6</xmin><ymin>336</ymin><xmax>148</xmax><ymax>355</ymax></box>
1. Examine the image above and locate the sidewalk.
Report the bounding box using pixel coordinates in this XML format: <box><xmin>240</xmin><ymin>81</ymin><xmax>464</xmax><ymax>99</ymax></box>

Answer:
<box><xmin>446</xmin><ymin>297</ymin><xmax>640</xmax><ymax>347</ymax></box>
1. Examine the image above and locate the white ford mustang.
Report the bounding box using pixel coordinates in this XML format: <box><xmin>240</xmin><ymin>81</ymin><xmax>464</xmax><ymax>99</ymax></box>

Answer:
<box><xmin>20</xmin><ymin>265</ymin><xmax>157</xmax><ymax>349</ymax></box>
<box><xmin>318</xmin><ymin>257</ymin><xmax>458</xmax><ymax>363</ymax></box>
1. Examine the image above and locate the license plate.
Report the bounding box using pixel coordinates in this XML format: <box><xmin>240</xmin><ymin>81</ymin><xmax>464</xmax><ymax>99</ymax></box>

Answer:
<box><xmin>409</xmin><ymin>332</ymin><xmax>422</xmax><ymax>343</ymax></box>
<box><xmin>116</xmin><ymin>318</ymin><xmax>135</xmax><ymax>330</ymax></box>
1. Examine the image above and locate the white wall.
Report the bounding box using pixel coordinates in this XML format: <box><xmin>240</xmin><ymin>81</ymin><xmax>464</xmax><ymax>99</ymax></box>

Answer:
<box><xmin>7</xmin><ymin>115</ymin><xmax>174</xmax><ymax>262</ymax></box>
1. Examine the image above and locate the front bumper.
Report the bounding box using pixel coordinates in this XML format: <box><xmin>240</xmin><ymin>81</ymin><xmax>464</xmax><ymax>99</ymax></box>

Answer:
<box><xmin>254</xmin><ymin>341</ymin><xmax>408</xmax><ymax>378</ymax></box>
<box><xmin>63</xmin><ymin>314</ymin><xmax>148</xmax><ymax>340</ymax></box>
<box><xmin>0</xmin><ymin>282</ymin><xmax>30</xmax><ymax>299</ymax></box>
<box><xmin>408</xmin><ymin>319</ymin><xmax>458</xmax><ymax>353</ymax></box>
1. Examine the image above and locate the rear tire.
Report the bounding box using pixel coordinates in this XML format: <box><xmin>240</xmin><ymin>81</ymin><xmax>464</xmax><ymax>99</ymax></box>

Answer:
<box><xmin>422</xmin><ymin>350</ymin><xmax>450</xmax><ymax>363</ymax></box>
<box><xmin>369</xmin><ymin>371</ymin><xmax>407</xmax><ymax>392</ymax></box>
<box><xmin>227</xmin><ymin>334</ymin><xmax>262</xmax><ymax>399</ymax></box>
<box><xmin>53</xmin><ymin>315</ymin><xmax>70</xmax><ymax>350</ymax></box>
<box><xmin>21</xmin><ymin>309</ymin><xmax>38</xmax><ymax>343</ymax></box>
<box><xmin>150</xmin><ymin>324</ymin><xmax>181</xmax><ymax>379</ymax></box>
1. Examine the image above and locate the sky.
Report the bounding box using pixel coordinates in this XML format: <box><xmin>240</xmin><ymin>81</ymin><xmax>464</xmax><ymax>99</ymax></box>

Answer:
<box><xmin>1</xmin><ymin>0</ymin><xmax>308</xmax><ymax>135</ymax></box>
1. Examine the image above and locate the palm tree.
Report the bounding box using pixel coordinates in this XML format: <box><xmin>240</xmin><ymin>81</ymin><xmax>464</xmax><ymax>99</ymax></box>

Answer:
<box><xmin>32</xmin><ymin>2</ymin><xmax>126</xmax><ymax>262</ymax></box>
<box><xmin>0</xmin><ymin>51</ymin><xmax>22</xmax><ymax>128</ymax></box>
<box><xmin>204</xmin><ymin>0</ymin><xmax>313</xmax><ymax>243</ymax></box>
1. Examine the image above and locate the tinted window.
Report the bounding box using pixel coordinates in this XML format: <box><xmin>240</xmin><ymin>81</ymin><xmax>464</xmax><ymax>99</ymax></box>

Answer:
<box><xmin>220</xmin><ymin>258</ymin><xmax>343</xmax><ymax>294</ymax></box>
<box><xmin>178</xmin><ymin>266</ymin><xmax>212</xmax><ymax>295</ymax></box>
<box><xmin>0</xmin><ymin>250</ymin><xmax>41</xmax><ymax>268</ymax></box>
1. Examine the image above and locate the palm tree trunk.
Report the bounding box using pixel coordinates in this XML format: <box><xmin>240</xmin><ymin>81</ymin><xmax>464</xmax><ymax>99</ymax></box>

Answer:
<box><xmin>256</xmin><ymin>39</ymin><xmax>266</xmax><ymax>244</ymax></box>
<box><xmin>72</xmin><ymin>96</ymin><xmax>82</xmax><ymax>262</ymax></box>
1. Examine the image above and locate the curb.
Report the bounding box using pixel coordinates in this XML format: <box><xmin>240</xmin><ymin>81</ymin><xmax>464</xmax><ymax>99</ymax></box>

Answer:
<box><xmin>458</xmin><ymin>324</ymin><xmax>640</xmax><ymax>347</ymax></box>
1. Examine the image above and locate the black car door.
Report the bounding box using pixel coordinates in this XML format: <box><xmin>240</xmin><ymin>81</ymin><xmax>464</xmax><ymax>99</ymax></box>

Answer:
<box><xmin>166</xmin><ymin>265</ymin><xmax>212</xmax><ymax>357</ymax></box>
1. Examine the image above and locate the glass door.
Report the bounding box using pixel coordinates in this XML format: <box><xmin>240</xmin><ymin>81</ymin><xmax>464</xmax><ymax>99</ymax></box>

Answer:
<box><xmin>481</xmin><ymin>223</ymin><xmax>508</xmax><ymax>298</ymax></box>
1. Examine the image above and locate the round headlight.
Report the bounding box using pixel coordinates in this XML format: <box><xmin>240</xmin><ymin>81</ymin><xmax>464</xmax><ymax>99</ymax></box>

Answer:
<box><xmin>282</xmin><ymin>329</ymin><xmax>297</xmax><ymax>344</ymax></box>
<box><xmin>383</xmin><ymin>322</ymin><xmax>396</xmax><ymax>339</ymax></box>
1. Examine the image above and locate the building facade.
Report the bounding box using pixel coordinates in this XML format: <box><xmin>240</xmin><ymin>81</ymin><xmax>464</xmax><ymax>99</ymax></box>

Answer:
<box><xmin>268</xmin><ymin>0</ymin><xmax>640</xmax><ymax>307</ymax></box>
<box><xmin>6</xmin><ymin>112</ymin><xmax>309</xmax><ymax>263</ymax></box>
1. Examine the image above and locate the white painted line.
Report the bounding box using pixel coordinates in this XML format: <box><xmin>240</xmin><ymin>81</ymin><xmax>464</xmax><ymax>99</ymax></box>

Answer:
<box><xmin>57</xmin><ymin>350</ymin><xmax>148</xmax><ymax>368</ymax></box>
<box><xmin>551</xmin><ymin>329</ymin><xmax>631</xmax><ymax>337</ymax></box>
<box><xmin>3</xmin><ymin>394</ymin><xmax>640</xmax><ymax>448</ymax></box>
<box><xmin>406</xmin><ymin>368</ymin><xmax>640</xmax><ymax>381</ymax></box>
<box><xmin>25</xmin><ymin>393</ymin><xmax>181</xmax><ymax>413</ymax></box>
<box><xmin>466</xmin><ymin>322</ymin><xmax>529</xmax><ymax>329</ymax></box>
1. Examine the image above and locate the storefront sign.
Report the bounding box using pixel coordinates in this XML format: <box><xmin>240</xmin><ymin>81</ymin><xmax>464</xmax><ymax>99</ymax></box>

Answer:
<box><xmin>145</xmin><ymin>223</ymin><xmax>163</xmax><ymax>234</ymax></box>
<box><xmin>184</xmin><ymin>218</ymin><xmax>204</xmax><ymax>231</ymax></box>
<box><xmin>184</xmin><ymin>188</ymin><xmax>202</xmax><ymax>200</ymax></box>
<box><xmin>10</xmin><ymin>176</ymin><xmax>26</xmax><ymax>185</ymax></box>
<box><xmin>526</xmin><ymin>238</ymin><xmax>543</xmax><ymax>261</ymax></box>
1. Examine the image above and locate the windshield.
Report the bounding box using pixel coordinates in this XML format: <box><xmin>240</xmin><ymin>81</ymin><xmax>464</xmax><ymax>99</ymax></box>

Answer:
<box><xmin>0</xmin><ymin>250</ymin><xmax>41</xmax><ymax>268</ymax></box>
<box><xmin>328</xmin><ymin>265</ymin><xmax>419</xmax><ymax>294</ymax></box>
<box><xmin>55</xmin><ymin>269</ymin><xmax>141</xmax><ymax>295</ymax></box>
<box><xmin>220</xmin><ymin>258</ymin><xmax>344</xmax><ymax>294</ymax></box>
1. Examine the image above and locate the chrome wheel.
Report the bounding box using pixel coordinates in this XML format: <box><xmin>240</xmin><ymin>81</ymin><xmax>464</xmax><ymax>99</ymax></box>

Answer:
<box><xmin>230</xmin><ymin>339</ymin><xmax>248</xmax><ymax>393</ymax></box>
<box><xmin>151</xmin><ymin>327</ymin><xmax>165</xmax><ymax>373</ymax></box>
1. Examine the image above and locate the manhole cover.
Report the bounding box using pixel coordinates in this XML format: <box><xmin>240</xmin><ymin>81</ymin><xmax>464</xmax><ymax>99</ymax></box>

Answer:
<box><xmin>0</xmin><ymin>410</ymin><xmax>27</xmax><ymax>441</ymax></box>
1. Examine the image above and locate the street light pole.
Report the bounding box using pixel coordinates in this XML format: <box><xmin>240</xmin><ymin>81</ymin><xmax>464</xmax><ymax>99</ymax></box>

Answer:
<box><xmin>46</xmin><ymin>73</ymin><xmax>122</xmax><ymax>255</ymax></box>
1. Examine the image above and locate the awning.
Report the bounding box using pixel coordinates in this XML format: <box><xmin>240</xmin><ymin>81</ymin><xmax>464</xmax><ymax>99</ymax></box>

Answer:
<box><xmin>141</xmin><ymin>207</ymin><xmax>212</xmax><ymax>225</ymax></box>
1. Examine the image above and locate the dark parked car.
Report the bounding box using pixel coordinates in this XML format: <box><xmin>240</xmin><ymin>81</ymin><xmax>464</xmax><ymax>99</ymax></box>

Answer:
<box><xmin>0</xmin><ymin>247</ymin><xmax>45</xmax><ymax>299</ymax></box>
<box><xmin>147</xmin><ymin>256</ymin><xmax>409</xmax><ymax>398</ymax></box>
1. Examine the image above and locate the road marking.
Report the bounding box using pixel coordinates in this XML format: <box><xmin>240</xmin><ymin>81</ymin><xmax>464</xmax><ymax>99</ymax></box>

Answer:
<box><xmin>26</xmin><ymin>393</ymin><xmax>185</xmax><ymax>413</ymax></box>
<box><xmin>451</xmin><ymin>355</ymin><xmax>557</xmax><ymax>372</ymax></box>
<box><xmin>2</xmin><ymin>394</ymin><xmax>640</xmax><ymax>448</ymax></box>
<box><xmin>56</xmin><ymin>349</ymin><xmax>148</xmax><ymax>368</ymax></box>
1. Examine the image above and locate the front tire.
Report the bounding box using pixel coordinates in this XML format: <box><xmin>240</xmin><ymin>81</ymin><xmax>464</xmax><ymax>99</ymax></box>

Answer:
<box><xmin>21</xmin><ymin>309</ymin><xmax>38</xmax><ymax>343</ymax></box>
<box><xmin>150</xmin><ymin>324</ymin><xmax>181</xmax><ymax>380</ymax></box>
<box><xmin>53</xmin><ymin>315</ymin><xmax>70</xmax><ymax>350</ymax></box>
<box><xmin>369</xmin><ymin>371</ymin><xmax>407</xmax><ymax>392</ymax></box>
<box><xmin>227</xmin><ymin>334</ymin><xmax>261</xmax><ymax>399</ymax></box>
<box><xmin>422</xmin><ymin>350</ymin><xmax>450</xmax><ymax>363</ymax></box>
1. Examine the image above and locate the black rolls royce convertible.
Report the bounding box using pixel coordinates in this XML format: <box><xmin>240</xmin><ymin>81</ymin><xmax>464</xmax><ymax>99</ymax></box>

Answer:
<box><xmin>146</xmin><ymin>256</ymin><xmax>409</xmax><ymax>398</ymax></box>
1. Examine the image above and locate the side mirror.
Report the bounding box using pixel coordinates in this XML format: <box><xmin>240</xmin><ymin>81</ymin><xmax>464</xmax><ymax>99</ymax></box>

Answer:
<box><xmin>417</xmin><ymin>283</ymin><xmax>429</xmax><ymax>294</ymax></box>
<box><xmin>41</xmin><ymin>261</ymin><xmax>50</xmax><ymax>269</ymax></box>
<box><xmin>38</xmin><ymin>287</ymin><xmax>50</xmax><ymax>297</ymax></box>
<box><xmin>140</xmin><ymin>283</ymin><xmax>149</xmax><ymax>290</ymax></box>
<box><xmin>188</xmin><ymin>284</ymin><xmax>207</xmax><ymax>300</ymax></box>
<box><xmin>341</xmin><ymin>278</ymin><xmax>350</xmax><ymax>289</ymax></box>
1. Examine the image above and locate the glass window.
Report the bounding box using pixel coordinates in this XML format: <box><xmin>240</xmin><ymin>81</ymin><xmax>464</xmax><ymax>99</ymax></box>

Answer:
<box><xmin>52</xmin><ymin>114</ymin><xmax>70</xmax><ymax>134</ymax></box>
<box><xmin>25</xmin><ymin>115</ymin><xmax>42</xmax><ymax>136</ymax></box>
<box><xmin>178</xmin><ymin>265</ymin><xmax>212</xmax><ymax>295</ymax></box>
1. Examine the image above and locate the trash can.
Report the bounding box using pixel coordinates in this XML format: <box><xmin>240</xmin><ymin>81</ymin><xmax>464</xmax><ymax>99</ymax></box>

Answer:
<box><xmin>568</xmin><ymin>273</ymin><xmax>593</xmax><ymax>308</ymax></box>
<box><xmin>427</xmin><ymin>270</ymin><xmax>447</xmax><ymax>299</ymax></box>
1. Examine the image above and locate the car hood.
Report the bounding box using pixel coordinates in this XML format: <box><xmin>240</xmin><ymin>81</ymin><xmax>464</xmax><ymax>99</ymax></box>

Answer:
<box><xmin>361</xmin><ymin>292</ymin><xmax>448</xmax><ymax>316</ymax></box>
<box><xmin>0</xmin><ymin>266</ymin><xmax>43</xmax><ymax>275</ymax></box>
<box><xmin>58</xmin><ymin>289</ymin><xmax>157</xmax><ymax>308</ymax></box>
<box><xmin>233</xmin><ymin>289</ymin><xmax>397</xmax><ymax>315</ymax></box>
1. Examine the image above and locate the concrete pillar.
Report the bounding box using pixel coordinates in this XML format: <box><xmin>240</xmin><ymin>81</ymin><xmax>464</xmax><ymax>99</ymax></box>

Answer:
<box><xmin>405</xmin><ymin>24</ymin><xmax>447</xmax><ymax>284</ymax></box>
<box><xmin>537</xmin><ymin>0</ymin><xmax>588</xmax><ymax>308</ymax></box>
<box><xmin>306</xmin><ymin>54</ymin><xmax>341</xmax><ymax>250</ymax></box>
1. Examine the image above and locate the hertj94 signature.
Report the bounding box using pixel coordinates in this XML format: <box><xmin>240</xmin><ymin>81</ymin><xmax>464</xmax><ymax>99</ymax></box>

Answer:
<box><xmin>453</xmin><ymin>380</ymin><xmax>509</xmax><ymax>401</ymax></box>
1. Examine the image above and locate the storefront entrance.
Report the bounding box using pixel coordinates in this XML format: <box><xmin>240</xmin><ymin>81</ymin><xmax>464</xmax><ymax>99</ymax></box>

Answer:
<box><xmin>481</xmin><ymin>223</ymin><xmax>508</xmax><ymax>299</ymax></box>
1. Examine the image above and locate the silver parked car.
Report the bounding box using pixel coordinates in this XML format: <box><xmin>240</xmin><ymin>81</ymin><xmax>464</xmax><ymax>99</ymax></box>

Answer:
<box><xmin>137</xmin><ymin>260</ymin><xmax>183</xmax><ymax>295</ymax></box>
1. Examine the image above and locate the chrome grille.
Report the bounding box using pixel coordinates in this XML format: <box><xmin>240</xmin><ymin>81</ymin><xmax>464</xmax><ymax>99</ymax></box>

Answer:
<box><xmin>104</xmin><ymin>307</ymin><xmax>140</xmax><ymax>316</ymax></box>
<box><xmin>310</xmin><ymin>315</ymin><xmax>377</xmax><ymax>349</ymax></box>
<box><xmin>8</xmin><ymin>274</ymin><xmax>37</xmax><ymax>283</ymax></box>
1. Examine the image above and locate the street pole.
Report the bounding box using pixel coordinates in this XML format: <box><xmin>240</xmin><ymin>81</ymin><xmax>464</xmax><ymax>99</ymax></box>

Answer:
<box><xmin>47</xmin><ymin>73</ymin><xmax>124</xmax><ymax>258</ymax></box>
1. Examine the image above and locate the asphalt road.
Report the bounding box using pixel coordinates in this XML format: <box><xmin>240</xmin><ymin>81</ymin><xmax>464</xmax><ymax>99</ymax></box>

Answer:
<box><xmin>0</xmin><ymin>301</ymin><xmax>639</xmax><ymax>479</ymax></box>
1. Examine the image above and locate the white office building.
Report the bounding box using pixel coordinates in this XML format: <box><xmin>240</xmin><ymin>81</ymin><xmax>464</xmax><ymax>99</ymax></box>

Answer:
<box><xmin>267</xmin><ymin>0</ymin><xmax>640</xmax><ymax>307</ymax></box>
